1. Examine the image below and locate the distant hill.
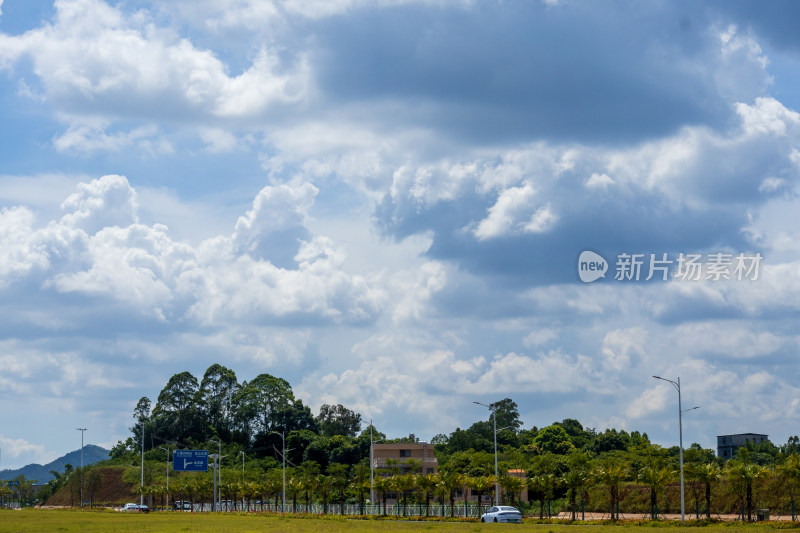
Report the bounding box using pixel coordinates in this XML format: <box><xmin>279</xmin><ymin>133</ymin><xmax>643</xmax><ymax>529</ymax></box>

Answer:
<box><xmin>0</xmin><ymin>445</ymin><xmax>110</xmax><ymax>483</ymax></box>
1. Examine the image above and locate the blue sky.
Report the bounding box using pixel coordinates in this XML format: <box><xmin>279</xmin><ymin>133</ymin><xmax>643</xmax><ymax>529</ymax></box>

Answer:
<box><xmin>1</xmin><ymin>0</ymin><xmax>800</xmax><ymax>469</ymax></box>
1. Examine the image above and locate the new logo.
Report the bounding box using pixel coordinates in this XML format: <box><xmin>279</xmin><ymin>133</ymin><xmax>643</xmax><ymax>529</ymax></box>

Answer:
<box><xmin>578</xmin><ymin>250</ymin><xmax>608</xmax><ymax>283</ymax></box>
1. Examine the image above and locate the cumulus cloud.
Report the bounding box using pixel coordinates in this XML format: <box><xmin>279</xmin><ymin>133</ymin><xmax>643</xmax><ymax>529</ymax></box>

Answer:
<box><xmin>0</xmin><ymin>175</ymin><xmax>383</xmax><ymax>327</ymax></box>
<box><xmin>0</xmin><ymin>0</ymin><xmax>310</xmax><ymax>145</ymax></box>
<box><xmin>60</xmin><ymin>175</ymin><xmax>139</xmax><ymax>234</ymax></box>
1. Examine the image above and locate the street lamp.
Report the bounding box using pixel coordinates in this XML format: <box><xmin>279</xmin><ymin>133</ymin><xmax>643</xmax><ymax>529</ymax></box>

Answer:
<box><xmin>652</xmin><ymin>375</ymin><xmax>699</xmax><ymax>523</ymax></box>
<box><xmin>474</xmin><ymin>401</ymin><xmax>499</xmax><ymax>505</ymax></box>
<box><xmin>158</xmin><ymin>446</ymin><xmax>169</xmax><ymax>510</ymax></box>
<box><xmin>369</xmin><ymin>419</ymin><xmax>374</xmax><ymax>516</ymax></box>
<box><xmin>270</xmin><ymin>431</ymin><xmax>286</xmax><ymax>513</ymax></box>
<box><xmin>76</xmin><ymin>428</ymin><xmax>86</xmax><ymax>507</ymax></box>
<box><xmin>139</xmin><ymin>421</ymin><xmax>145</xmax><ymax>506</ymax></box>
<box><xmin>209</xmin><ymin>439</ymin><xmax>222</xmax><ymax>512</ymax></box>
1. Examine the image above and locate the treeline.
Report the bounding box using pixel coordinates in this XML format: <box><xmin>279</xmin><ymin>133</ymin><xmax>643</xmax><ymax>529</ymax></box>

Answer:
<box><xmin>85</xmin><ymin>364</ymin><xmax>800</xmax><ymax>519</ymax></box>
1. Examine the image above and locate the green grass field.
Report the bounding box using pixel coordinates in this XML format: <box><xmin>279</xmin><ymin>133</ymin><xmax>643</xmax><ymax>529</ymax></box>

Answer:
<box><xmin>1</xmin><ymin>509</ymin><xmax>797</xmax><ymax>533</ymax></box>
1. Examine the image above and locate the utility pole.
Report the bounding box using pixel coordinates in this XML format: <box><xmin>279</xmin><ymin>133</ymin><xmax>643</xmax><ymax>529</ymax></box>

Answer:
<box><xmin>140</xmin><ymin>422</ymin><xmax>145</xmax><ymax>506</ymax></box>
<box><xmin>369</xmin><ymin>420</ymin><xmax>374</xmax><ymax>515</ymax></box>
<box><xmin>158</xmin><ymin>446</ymin><xmax>169</xmax><ymax>510</ymax></box>
<box><xmin>653</xmin><ymin>376</ymin><xmax>699</xmax><ymax>523</ymax></box>
<box><xmin>271</xmin><ymin>431</ymin><xmax>287</xmax><ymax>513</ymax></box>
<box><xmin>76</xmin><ymin>428</ymin><xmax>87</xmax><ymax>507</ymax></box>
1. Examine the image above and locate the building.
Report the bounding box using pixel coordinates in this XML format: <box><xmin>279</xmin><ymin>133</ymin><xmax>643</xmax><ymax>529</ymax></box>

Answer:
<box><xmin>372</xmin><ymin>435</ymin><xmax>438</xmax><ymax>475</ymax></box>
<box><xmin>717</xmin><ymin>433</ymin><xmax>769</xmax><ymax>460</ymax></box>
<box><xmin>371</xmin><ymin>437</ymin><xmax>527</xmax><ymax>507</ymax></box>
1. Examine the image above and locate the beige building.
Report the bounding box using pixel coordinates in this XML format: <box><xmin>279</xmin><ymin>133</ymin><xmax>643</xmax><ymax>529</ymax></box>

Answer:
<box><xmin>372</xmin><ymin>437</ymin><xmax>438</xmax><ymax>475</ymax></box>
<box><xmin>371</xmin><ymin>437</ymin><xmax>527</xmax><ymax>506</ymax></box>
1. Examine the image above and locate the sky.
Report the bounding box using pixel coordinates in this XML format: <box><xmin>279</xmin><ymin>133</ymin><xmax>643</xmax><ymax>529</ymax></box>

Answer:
<box><xmin>1</xmin><ymin>0</ymin><xmax>800</xmax><ymax>470</ymax></box>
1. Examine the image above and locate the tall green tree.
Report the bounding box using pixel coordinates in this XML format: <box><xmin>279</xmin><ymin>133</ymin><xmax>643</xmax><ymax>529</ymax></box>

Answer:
<box><xmin>198</xmin><ymin>364</ymin><xmax>240</xmax><ymax>441</ymax></box>
<box><xmin>152</xmin><ymin>371</ymin><xmax>201</xmax><ymax>445</ymax></box>
<box><xmin>317</xmin><ymin>404</ymin><xmax>362</xmax><ymax>437</ymax></box>
<box><xmin>234</xmin><ymin>373</ymin><xmax>294</xmax><ymax>442</ymax></box>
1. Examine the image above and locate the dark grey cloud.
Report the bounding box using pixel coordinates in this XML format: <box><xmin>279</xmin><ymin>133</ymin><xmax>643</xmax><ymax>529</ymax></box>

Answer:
<box><xmin>310</xmin><ymin>1</ymin><xmax>729</xmax><ymax>144</ymax></box>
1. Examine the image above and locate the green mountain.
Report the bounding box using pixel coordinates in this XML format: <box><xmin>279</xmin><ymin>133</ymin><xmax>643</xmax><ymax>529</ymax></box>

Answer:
<box><xmin>0</xmin><ymin>445</ymin><xmax>109</xmax><ymax>483</ymax></box>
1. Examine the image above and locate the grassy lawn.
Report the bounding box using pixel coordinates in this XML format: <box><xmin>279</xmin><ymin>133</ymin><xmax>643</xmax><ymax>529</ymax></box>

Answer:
<box><xmin>1</xmin><ymin>509</ymin><xmax>798</xmax><ymax>533</ymax></box>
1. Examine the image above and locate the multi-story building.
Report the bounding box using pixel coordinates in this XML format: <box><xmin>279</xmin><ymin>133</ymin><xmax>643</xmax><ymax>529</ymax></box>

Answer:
<box><xmin>717</xmin><ymin>433</ymin><xmax>769</xmax><ymax>460</ymax></box>
<box><xmin>372</xmin><ymin>435</ymin><xmax>438</xmax><ymax>475</ymax></box>
<box><xmin>371</xmin><ymin>436</ymin><xmax>527</xmax><ymax>507</ymax></box>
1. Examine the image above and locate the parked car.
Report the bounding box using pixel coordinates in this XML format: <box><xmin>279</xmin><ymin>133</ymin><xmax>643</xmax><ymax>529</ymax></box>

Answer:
<box><xmin>480</xmin><ymin>506</ymin><xmax>522</xmax><ymax>523</ymax></box>
<box><xmin>172</xmin><ymin>500</ymin><xmax>192</xmax><ymax>511</ymax></box>
<box><xmin>121</xmin><ymin>503</ymin><xmax>149</xmax><ymax>512</ymax></box>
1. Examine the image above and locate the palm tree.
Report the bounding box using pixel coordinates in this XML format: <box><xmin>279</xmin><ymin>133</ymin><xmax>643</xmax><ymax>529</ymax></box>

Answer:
<box><xmin>327</xmin><ymin>463</ymin><xmax>349</xmax><ymax>514</ymax></box>
<box><xmin>316</xmin><ymin>473</ymin><xmax>332</xmax><ymax>514</ymax></box>
<box><xmin>432</xmin><ymin>474</ymin><xmax>450</xmax><ymax>517</ymax></box>
<box><xmin>594</xmin><ymin>458</ymin><xmax>629</xmax><ymax>520</ymax></box>
<box><xmin>397</xmin><ymin>473</ymin><xmax>417</xmax><ymax>516</ymax></box>
<box><xmin>469</xmin><ymin>475</ymin><xmax>495</xmax><ymax>515</ymax></box>
<box><xmin>373</xmin><ymin>475</ymin><xmax>390</xmax><ymax>516</ymax></box>
<box><xmin>562</xmin><ymin>453</ymin><xmax>591</xmax><ymax>521</ymax></box>
<box><xmin>499</xmin><ymin>474</ymin><xmax>526</xmax><ymax>508</ymax></box>
<box><xmin>455</xmin><ymin>473</ymin><xmax>470</xmax><ymax>517</ymax></box>
<box><xmin>287</xmin><ymin>472</ymin><xmax>302</xmax><ymax>513</ymax></box>
<box><xmin>777</xmin><ymin>454</ymin><xmax>800</xmax><ymax>520</ymax></box>
<box><xmin>439</xmin><ymin>471</ymin><xmax>460</xmax><ymax>517</ymax></box>
<box><xmin>349</xmin><ymin>463</ymin><xmax>370</xmax><ymax>515</ymax></box>
<box><xmin>298</xmin><ymin>462</ymin><xmax>321</xmax><ymax>513</ymax></box>
<box><xmin>638</xmin><ymin>465</ymin><xmax>673</xmax><ymax>519</ymax></box>
<box><xmin>726</xmin><ymin>459</ymin><xmax>767</xmax><ymax>521</ymax></box>
<box><xmin>416</xmin><ymin>473</ymin><xmax>437</xmax><ymax>517</ymax></box>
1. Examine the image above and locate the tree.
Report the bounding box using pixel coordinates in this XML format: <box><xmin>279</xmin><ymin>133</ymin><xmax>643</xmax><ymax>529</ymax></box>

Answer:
<box><xmin>373</xmin><ymin>475</ymin><xmax>390</xmax><ymax>516</ymax></box>
<box><xmin>85</xmin><ymin>468</ymin><xmax>103</xmax><ymax>508</ymax></box>
<box><xmin>489</xmin><ymin>398</ymin><xmax>523</xmax><ymax>433</ymax></box>
<box><xmin>726</xmin><ymin>455</ymin><xmax>767</xmax><ymax>521</ymax></box>
<box><xmin>152</xmin><ymin>371</ymin><xmax>201</xmax><ymax>446</ymax></box>
<box><xmin>562</xmin><ymin>452</ymin><xmax>591</xmax><ymax>520</ymax></box>
<box><xmin>327</xmin><ymin>463</ymin><xmax>349</xmax><ymax>514</ymax></box>
<box><xmin>533</xmin><ymin>425</ymin><xmax>576</xmax><ymax>455</ymax></box>
<box><xmin>298</xmin><ymin>461</ymin><xmax>320</xmax><ymax>513</ymax></box>
<box><xmin>197</xmin><ymin>364</ymin><xmax>240</xmax><ymax>441</ymax></box>
<box><xmin>777</xmin><ymin>454</ymin><xmax>800</xmax><ymax>520</ymax></box>
<box><xmin>317</xmin><ymin>404</ymin><xmax>362</xmax><ymax>437</ymax></box>
<box><xmin>594</xmin><ymin>457</ymin><xmax>629</xmax><ymax>520</ymax></box>
<box><xmin>469</xmin><ymin>475</ymin><xmax>495</xmax><ymax>514</ymax></box>
<box><xmin>499</xmin><ymin>474</ymin><xmax>525</xmax><ymax>507</ymax></box>
<box><xmin>350</xmin><ymin>462</ymin><xmax>371</xmax><ymax>515</ymax></box>
<box><xmin>638</xmin><ymin>465</ymin><xmax>673</xmax><ymax>519</ymax></box>
<box><xmin>234</xmin><ymin>373</ymin><xmax>294</xmax><ymax>442</ymax></box>
<box><xmin>417</xmin><ymin>473</ymin><xmax>437</xmax><ymax>517</ymax></box>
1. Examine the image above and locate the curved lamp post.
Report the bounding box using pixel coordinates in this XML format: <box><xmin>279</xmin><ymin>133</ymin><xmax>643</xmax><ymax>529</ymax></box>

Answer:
<box><xmin>652</xmin><ymin>375</ymin><xmax>699</xmax><ymax>523</ymax></box>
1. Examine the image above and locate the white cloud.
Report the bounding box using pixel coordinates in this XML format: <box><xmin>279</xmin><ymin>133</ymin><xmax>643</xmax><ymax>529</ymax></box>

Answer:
<box><xmin>199</xmin><ymin>128</ymin><xmax>239</xmax><ymax>153</ymax></box>
<box><xmin>53</xmin><ymin>123</ymin><xmax>173</xmax><ymax>155</ymax></box>
<box><xmin>714</xmin><ymin>25</ymin><xmax>772</xmax><ymax>103</ymax></box>
<box><xmin>0</xmin><ymin>0</ymin><xmax>310</xmax><ymax>144</ymax></box>
<box><xmin>0</xmin><ymin>207</ymin><xmax>51</xmax><ymax>287</ymax></box>
<box><xmin>0</xmin><ymin>435</ymin><xmax>46</xmax><ymax>467</ymax></box>
<box><xmin>60</xmin><ymin>175</ymin><xmax>139</xmax><ymax>234</ymax></box>
<box><xmin>586</xmin><ymin>172</ymin><xmax>614</xmax><ymax>190</ymax></box>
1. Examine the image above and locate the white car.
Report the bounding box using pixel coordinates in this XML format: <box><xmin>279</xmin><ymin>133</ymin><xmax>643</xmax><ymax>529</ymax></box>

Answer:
<box><xmin>121</xmin><ymin>503</ymin><xmax>149</xmax><ymax>512</ymax></box>
<box><xmin>480</xmin><ymin>506</ymin><xmax>523</xmax><ymax>523</ymax></box>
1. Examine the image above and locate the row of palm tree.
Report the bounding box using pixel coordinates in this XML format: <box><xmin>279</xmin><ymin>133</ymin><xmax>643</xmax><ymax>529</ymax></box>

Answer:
<box><xmin>131</xmin><ymin>451</ymin><xmax>800</xmax><ymax>520</ymax></box>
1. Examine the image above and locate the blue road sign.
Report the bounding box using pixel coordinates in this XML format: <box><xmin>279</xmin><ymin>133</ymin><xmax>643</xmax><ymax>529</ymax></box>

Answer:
<box><xmin>173</xmin><ymin>449</ymin><xmax>209</xmax><ymax>472</ymax></box>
